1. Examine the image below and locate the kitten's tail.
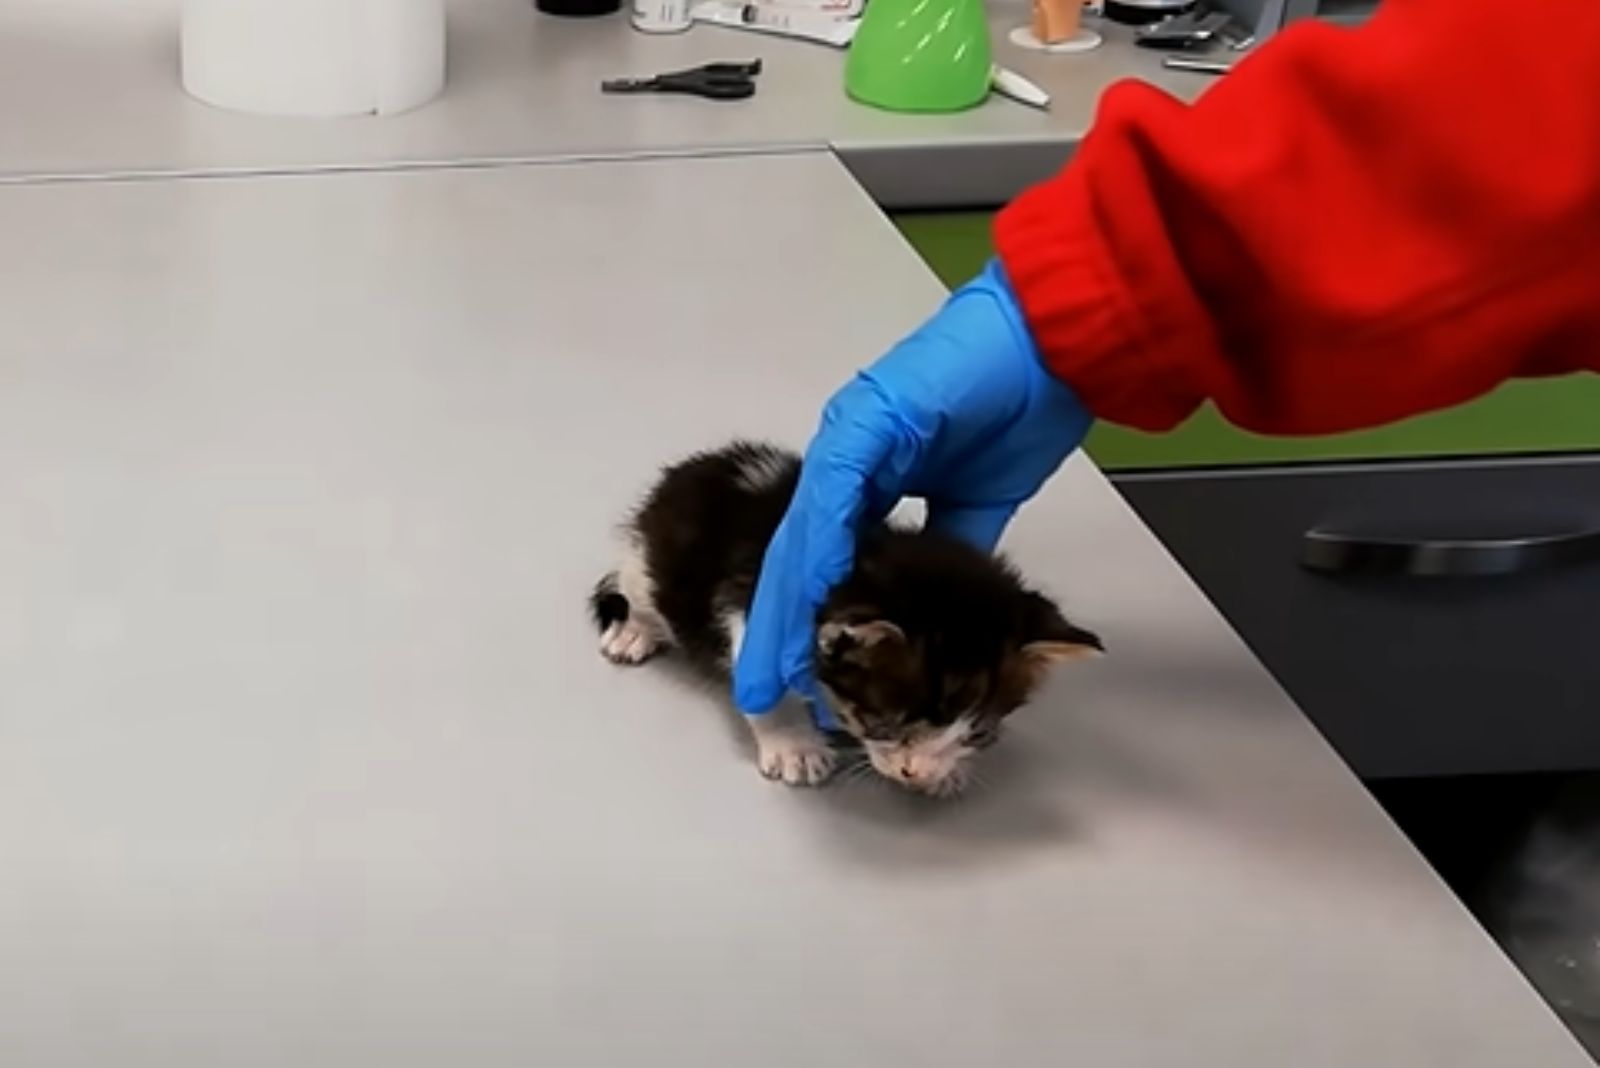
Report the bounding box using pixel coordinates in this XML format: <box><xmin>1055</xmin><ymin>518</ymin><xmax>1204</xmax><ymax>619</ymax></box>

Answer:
<box><xmin>590</xmin><ymin>571</ymin><xmax>630</xmax><ymax>632</ymax></box>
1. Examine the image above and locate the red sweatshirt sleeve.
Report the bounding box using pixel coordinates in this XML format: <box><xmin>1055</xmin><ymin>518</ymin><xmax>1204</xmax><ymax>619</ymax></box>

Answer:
<box><xmin>996</xmin><ymin>0</ymin><xmax>1600</xmax><ymax>435</ymax></box>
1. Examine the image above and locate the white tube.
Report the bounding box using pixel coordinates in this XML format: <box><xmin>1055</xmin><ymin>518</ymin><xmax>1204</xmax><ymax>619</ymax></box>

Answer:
<box><xmin>690</xmin><ymin>1</ymin><xmax>859</xmax><ymax>46</ymax></box>
<box><xmin>757</xmin><ymin>0</ymin><xmax>865</xmax><ymax>17</ymax></box>
<box><xmin>693</xmin><ymin>2</ymin><xmax>859</xmax><ymax>44</ymax></box>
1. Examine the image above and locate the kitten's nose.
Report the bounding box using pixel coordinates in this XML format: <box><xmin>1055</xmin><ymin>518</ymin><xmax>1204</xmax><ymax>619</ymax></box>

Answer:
<box><xmin>899</xmin><ymin>764</ymin><xmax>916</xmax><ymax>781</ymax></box>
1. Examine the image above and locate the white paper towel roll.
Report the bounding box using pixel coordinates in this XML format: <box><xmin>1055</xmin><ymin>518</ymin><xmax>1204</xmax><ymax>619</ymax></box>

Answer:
<box><xmin>181</xmin><ymin>0</ymin><xmax>446</xmax><ymax>118</ymax></box>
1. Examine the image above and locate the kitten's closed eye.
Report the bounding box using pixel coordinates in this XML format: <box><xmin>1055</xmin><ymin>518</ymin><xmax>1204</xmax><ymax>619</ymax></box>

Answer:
<box><xmin>964</xmin><ymin>723</ymin><xmax>1001</xmax><ymax>749</ymax></box>
<box><xmin>858</xmin><ymin>719</ymin><xmax>903</xmax><ymax>742</ymax></box>
<box><xmin>934</xmin><ymin>674</ymin><xmax>988</xmax><ymax>725</ymax></box>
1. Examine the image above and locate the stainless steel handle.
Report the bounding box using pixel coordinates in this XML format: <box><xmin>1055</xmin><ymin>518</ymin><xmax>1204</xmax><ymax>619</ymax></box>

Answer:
<box><xmin>1301</xmin><ymin>523</ymin><xmax>1600</xmax><ymax>577</ymax></box>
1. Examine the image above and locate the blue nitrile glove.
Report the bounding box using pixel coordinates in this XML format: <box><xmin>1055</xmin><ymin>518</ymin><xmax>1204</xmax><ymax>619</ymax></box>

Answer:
<box><xmin>734</xmin><ymin>259</ymin><xmax>1093</xmax><ymax>714</ymax></box>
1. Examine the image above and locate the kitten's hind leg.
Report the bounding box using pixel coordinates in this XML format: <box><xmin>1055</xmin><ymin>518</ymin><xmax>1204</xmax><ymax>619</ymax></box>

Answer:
<box><xmin>592</xmin><ymin>572</ymin><xmax>651</xmax><ymax>664</ymax></box>
<box><xmin>591</xmin><ymin>544</ymin><xmax>670</xmax><ymax>666</ymax></box>
<box><xmin>590</xmin><ymin>571</ymin><xmax>630</xmax><ymax>633</ymax></box>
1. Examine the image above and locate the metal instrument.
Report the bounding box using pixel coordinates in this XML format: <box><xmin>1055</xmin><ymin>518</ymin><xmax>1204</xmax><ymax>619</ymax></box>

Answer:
<box><xmin>601</xmin><ymin>60</ymin><xmax>763</xmax><ymax>101</ymax></box>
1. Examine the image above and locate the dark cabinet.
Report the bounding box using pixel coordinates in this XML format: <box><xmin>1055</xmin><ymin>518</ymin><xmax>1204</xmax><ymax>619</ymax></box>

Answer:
<box><xmin>1116</xmin><ymin>456</ymin><xmax>1600</xmax><ymax>779</ymax></box>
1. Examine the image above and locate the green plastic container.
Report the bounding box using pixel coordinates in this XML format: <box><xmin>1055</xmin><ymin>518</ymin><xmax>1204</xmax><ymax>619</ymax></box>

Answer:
<box><xmin>845</xmin><ymin>0</ymin><xmax>993</xmax><ymax>113</ymax></box>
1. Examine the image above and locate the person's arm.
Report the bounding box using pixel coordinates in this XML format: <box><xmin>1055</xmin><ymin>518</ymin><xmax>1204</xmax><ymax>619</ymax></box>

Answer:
<box><xmin>733</xmin><ymin>0</ymin><xmax>1600</xmax><ymax>714</ymax></box>
<box><xmin>1000</xmin><ymin>0</ymin><xmax>1600</xmax><ymax>435</ymax></box>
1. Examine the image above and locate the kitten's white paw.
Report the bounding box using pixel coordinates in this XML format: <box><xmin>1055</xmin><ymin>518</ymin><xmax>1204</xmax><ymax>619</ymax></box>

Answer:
<box><xmin>756</xmin><ymin>730</ymin><xmax>837</xmax><ymax>786</ymax></box>
<box><xmin>599</xmin><ymin>619</ymin><xmax>661</xmax><ymax>665</ymax></box>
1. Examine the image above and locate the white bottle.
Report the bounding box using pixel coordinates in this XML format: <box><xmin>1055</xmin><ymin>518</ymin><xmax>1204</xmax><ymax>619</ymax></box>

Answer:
<box><xmin>632</xmin><ymin>0</ymin><xmax>692</xmax><ymax>32</ymax></box>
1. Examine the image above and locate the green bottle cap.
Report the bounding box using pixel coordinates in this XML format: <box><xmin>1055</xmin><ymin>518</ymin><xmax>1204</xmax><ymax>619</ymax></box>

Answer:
<box><xmin>844</xmin><ymin>0</ymin><xmax>993</xmax><ymax>113</ymax></box>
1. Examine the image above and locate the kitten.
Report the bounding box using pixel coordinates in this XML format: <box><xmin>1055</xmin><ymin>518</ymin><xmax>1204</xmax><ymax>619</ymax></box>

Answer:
<box><xmin>590</xmin><ymin>441</ymin><xmax>1103</xmax><ymax>796</ymax></box>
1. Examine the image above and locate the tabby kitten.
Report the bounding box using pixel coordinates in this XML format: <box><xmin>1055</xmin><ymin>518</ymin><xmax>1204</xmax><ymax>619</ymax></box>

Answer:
<box><xmin>590</xmin><ymin>442</ymin><xmax>1102</xmax><ymax>796</ymax></box>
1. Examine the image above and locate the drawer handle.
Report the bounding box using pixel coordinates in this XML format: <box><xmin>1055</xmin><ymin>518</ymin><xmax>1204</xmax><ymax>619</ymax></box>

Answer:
<box><xmin>1301</xmin><ymin>525</ymin><xmax>1600</xmax><ymax>577</ymax></box>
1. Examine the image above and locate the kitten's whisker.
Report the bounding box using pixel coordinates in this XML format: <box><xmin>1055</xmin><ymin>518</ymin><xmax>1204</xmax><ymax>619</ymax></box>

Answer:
<box><xmin>844</xmin><ymin>762</ymin><xmax>876</xmax><ymax>786</ymax></box>
<box><xmin>964</xmin><ymin>764</ymin><xmax>994</xmax><ymax>797</ymax></box>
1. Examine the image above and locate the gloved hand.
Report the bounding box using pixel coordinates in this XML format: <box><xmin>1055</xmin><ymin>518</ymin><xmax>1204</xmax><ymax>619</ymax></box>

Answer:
<box><xmin>734</xmin><ymin>259</ymin><xmax>1093</xmax><ymax>714</ymax></box>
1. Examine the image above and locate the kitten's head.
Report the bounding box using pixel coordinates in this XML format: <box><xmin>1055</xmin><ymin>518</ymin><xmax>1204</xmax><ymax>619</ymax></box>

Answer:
<box><xmin>814</xmin><ymin>531</ymin><xmax>1102</xmax><ymax>797</ymax></box>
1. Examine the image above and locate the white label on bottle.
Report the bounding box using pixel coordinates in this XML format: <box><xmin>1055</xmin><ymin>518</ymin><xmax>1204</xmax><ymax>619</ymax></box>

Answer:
<box><xmin>632</xmin><ymin>0</ymin><xmax>691</xmax><ymax>31</ymax></box>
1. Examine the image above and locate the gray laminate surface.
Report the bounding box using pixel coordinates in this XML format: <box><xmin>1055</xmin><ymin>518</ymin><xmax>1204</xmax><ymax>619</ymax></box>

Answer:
<box><xmin>0</xmin><ymin>153</ymin><xmax>1585</xmax><ymax>1067</ymax></box>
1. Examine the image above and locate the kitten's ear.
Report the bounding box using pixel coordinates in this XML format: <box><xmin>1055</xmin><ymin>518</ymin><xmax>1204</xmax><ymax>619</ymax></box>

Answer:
<box><xmin>1021</xmin><ymin>593</ymin><xmax>1104</xmax><ymax>676</ymax></box>
<box><xmin>1021</xmin><ymin>636</ymin><xmax>1103</xmax><ymax>672</ymax></box>
<box><xmin>817</xmin><ymin>618</ymin><xmax>906</xmax><ymax>662</ymax></box>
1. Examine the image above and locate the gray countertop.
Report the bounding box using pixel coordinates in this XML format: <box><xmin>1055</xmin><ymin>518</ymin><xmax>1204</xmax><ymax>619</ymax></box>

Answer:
<box><xmin>0</xmin><ymin>152</ymin><xmax>1586</xmax><ymax>1067</ymax></box>
<box><xmin>0</xmin><ymin>0</ymin><xmax>1208</xmax><ymax>205</ymax></box>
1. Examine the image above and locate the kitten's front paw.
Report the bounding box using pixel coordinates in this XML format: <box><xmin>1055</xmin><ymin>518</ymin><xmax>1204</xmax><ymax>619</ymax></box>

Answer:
<box><xmin>755</xmin><ymin>730</ymin><xmax>837</xmax><ymax>787</ymax></box>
